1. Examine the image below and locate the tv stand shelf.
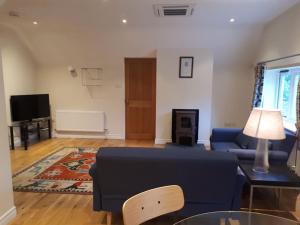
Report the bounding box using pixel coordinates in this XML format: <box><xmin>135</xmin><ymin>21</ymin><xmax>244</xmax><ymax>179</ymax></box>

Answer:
<box><xmin>9</xmin><ymin>118</ymin><xmax>52</xmax><ymax>150</ymax></box>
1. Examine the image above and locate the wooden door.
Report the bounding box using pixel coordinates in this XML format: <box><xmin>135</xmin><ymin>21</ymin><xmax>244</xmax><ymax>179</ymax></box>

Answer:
<box><xmin>125</xmin><ymin>58</ymin><xmax>156</xmax><ymax>140</ymax></box>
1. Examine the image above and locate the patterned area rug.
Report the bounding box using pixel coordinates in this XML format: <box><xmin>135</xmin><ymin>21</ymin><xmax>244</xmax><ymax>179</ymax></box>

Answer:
<box><xmin>13</xmin><ymin>147</ymin><xmax>97</xmax><ymax>194</ymax></box>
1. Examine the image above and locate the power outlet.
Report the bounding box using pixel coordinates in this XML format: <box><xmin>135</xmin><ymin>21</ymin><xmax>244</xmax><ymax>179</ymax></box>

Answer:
<box><xmin>224</xmin><ymin>122</ymin><xmax>236</xmax><ymax>127</ymax></box>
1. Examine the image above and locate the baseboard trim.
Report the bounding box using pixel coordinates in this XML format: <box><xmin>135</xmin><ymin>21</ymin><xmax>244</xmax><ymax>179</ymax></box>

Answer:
<box><xmin>54</xmin><ymin>132</ymin><xmax>124</xmax><ymax>140</ymax></box>
<box><xmin>197</xmin><ymin>139</ymin><xmax>210</xmax><ymax>147</ymax></box>
<box><xmin>154</xmin><ymin>138</ymin><xmax>172</xmax><ymax>144</ymax></box>
<box><xmin>107</xmin><ymin>134</ymin><xmax>125</xmax><ymax>140</ymax></box>
<box><xmin>0</xmin><ymin>206</ymin><xmax>16</xmax><ymax>225</ymax></box>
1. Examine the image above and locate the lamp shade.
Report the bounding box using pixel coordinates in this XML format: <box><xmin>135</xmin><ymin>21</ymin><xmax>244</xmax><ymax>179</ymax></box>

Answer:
<box><xmin>243</xmin><ymin>108</ymin><xmax>286</xmax><ymax>140</ymax></box>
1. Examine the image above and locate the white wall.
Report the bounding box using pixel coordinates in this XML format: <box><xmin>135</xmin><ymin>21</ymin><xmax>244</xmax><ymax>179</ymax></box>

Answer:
<box><xmin>255</xmin><ymin>3</ymin><xmax>300</xmax><ymax>170</ymax></box>
<box><xmin>0</xmin><ymin>51</ymin><xmax>16</xmax><ymax>225</ymax></box>
<box><xmin>0</xmin><ymin>25</ymin><xmax>258</xmax><ymax>141</ymax></box>
<box><xmin>0</xmin><ymin>26</ymin><xmax>37</xmax><ymax>124</ymax></box>
<box><xmin>36</xmin><ymin>49</ymin><xmax>214</xmax><ymax>142</ymax></box>
<box><xmin>156</xmin><ymin>48</ymin><xmax>213</xmax><ymax>144</ymax></box>
<box><xmin>36</xmin><ymin>66</ymin><xmax>124</xmax><ymax>139</ymax></box>
<box><xmin>257</xmin><ymin>3</ymin><xmax>300</xmax><ymax>63</ymax></box>
<box><xmin>212</xmin><ymin>66</ymin><xmax>254</xmax><ymax>128</ymax></box>
<box><xmin>34</xmin><ymin>26</ymin><xmax>260</xmax><ymax>139</ymax></box>
<box><xmin>37</xmin><ymin>49</ymin><xmax>252</xmax><ymax>142</ymax></box>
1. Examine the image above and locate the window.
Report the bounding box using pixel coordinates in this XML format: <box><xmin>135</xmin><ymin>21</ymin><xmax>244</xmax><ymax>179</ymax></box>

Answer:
<box><xmin>262</xmin><ymin>66</ymin><xmax>300</xmax><ymax>129</ymax></box>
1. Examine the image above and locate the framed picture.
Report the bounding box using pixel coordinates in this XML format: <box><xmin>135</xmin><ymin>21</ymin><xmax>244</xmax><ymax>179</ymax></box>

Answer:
<box><xmin>179</xmin><ymin>56</ymin><xmax>193</xmax><ymax>78</ymax></box>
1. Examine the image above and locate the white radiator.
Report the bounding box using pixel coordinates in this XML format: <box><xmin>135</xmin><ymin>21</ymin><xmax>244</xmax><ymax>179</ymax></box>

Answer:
<box><xmin>55</xmin><ymin>110</ymin><xmax>105</xmax><ymax>132</ymax></box>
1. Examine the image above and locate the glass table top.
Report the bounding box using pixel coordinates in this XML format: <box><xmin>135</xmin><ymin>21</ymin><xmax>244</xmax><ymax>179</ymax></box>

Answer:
<box><xmin>174</xmin><ymin>211</ymin><xmax>300</xmax><ymax>225</ymax></box>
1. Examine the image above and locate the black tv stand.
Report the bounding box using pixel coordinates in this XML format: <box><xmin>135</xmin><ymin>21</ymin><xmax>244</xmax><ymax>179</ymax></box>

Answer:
<box><xmin>9</xmin><ymin>117</ymin><xmax>52</xmax><ymax>150</ymax></box>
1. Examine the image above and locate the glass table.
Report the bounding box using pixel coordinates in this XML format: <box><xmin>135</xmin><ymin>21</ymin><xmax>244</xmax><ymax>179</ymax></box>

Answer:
<box><xmin>174</xmin><ymin>211</ymin><xmax>300</xmax><ymax>225</ymax></box>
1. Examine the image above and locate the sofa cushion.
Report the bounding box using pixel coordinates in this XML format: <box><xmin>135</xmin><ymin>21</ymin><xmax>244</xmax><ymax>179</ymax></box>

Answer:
<box><xmin>235</xmin><ymin>133</ymin><xmax>249</xmax><ymax>149</ymax></box>
<box><xmin>269</xmin><ymin>150</ymin><xmax>289</xmax><ymax>162</ymax></box>
<box><xmin>211</xmin><ymin>128</ymin><xmax>242</xmax><ymax>142</ymax></box>
<box><xmin>228</xmin><ymin>149</ymin><xmax>256</xmax><ymax>160</ymax></box>
<box><xmin>246</xmin><ymin>139</ymin><xmax>272</xmax><ymax>150</ymax></box>
<box><xmin>247</xmin><ymin>138</ymin><xmax>258</xmax><ymax>149</ymax></box>
<box><xmin>228</xmin><ymin>149</ymin><xmax>289</xmax><ymax>163</ymax></box>
<box><xmin>211</xmin><ymin>142</ymin><xmax>240</xmax><ymax>152</ymax></box>
<box><xmin>270</xmin><ymin>130</ymin><xmax>296</xmax><ymax>154</ymax></box>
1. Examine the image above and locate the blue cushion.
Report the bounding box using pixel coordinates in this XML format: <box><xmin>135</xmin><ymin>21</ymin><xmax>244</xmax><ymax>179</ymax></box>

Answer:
<box><xmin>235</xmin><ymin>133</ymin><xmax>249</xmax><ymax>149</ymax></box>
<box><xmin>271</xmin><ymin>130</ymin><xmax>296</xmax><ymax>154</ymax></box>
<box><xmin>228</xmin><ymin>149</ymin><xmax>288</xmax><ymax>163</ymax></box>
<box><xmin>228</xmin><ymin>149</ymin><xmax>256</xmax><ymax>160</ymax></box>
<box><xmin>269</xmin><ymin>151</ymin><xmax>289</xmax><ymax>162</ymax></box>
<box><xmin>211</xmin><ymin>142</ymin><xmax>240</xmax><ymax>151</ymax></box>
<box><xmin>211</xmin><ymin>128</ymin><xmax>242</xmax><ymax>142</ymax></box>
<box><xmin>247</xmin><ymin>138</ymin><xmax>258</xmax><ymax>149</ymax></box>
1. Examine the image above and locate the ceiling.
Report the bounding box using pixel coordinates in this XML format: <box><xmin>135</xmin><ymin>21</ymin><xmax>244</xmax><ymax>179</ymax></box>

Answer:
<box><xmin>0</xmin><ymin>0</ymin><xmax>299</xmax><ymax>28</ymax></box>
<box><xmin>0</xmin><ymin>0</ymin><xmax>299</xmax><ymax>66</ymax></box>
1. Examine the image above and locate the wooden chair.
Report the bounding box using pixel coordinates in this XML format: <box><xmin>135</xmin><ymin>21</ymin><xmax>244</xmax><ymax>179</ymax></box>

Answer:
<box><xmin>122</xmin><ymin>185</ymin><xmax>184</xmax><ymax>225</ymax></box>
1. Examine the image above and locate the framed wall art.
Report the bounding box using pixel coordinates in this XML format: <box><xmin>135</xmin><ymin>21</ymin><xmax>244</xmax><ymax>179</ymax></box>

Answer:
<box><xmin>179</xmin><ymin>56</ymin><xmax>193</xmax><ymax>78</ymax></box>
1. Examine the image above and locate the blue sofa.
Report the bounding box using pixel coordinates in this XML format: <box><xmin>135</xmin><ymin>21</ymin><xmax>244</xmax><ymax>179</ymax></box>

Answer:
<box><xmin>210</xmin><ymin>128</ymin><xmax>296</xmax><ymax>165</ymax></box>
<box><xmin>89</xmin><ymin>147</ymin><xmax>245</xmax><ymax>217</ymax></box>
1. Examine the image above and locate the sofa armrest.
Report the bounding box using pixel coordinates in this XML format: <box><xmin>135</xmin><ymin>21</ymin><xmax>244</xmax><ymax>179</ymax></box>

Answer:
<box><xmin>89</xmin><ymin>163</ymin><xmax>102</xmax><ymax>211</ymax></box>
<box><xmin>231</xmin><ymin>169</ymin><xmax>246</xmax><ymax>210</ymax></box>
<box><xmin>211</xmin><ymin>128</ymin><xmax>242</xmax><ymax>142</ymax></box>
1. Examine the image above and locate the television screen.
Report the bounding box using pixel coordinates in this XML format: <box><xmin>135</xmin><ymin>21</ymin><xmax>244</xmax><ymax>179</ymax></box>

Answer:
<box><xmin>10</xmin><ymin>94</ymin><xmax>50</xmax><ymax>122</ymax></box>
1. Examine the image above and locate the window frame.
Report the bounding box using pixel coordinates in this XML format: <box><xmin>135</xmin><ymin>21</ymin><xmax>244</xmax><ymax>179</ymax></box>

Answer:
<box><xmin>276</xmin><ymin>69</ymin><xmax>297</xmax><ymax>121</ymax></box>
<box><xmin>263</xmin><ymin>66</ymin><xmax>300</xmax><ymax>131</ymax></box>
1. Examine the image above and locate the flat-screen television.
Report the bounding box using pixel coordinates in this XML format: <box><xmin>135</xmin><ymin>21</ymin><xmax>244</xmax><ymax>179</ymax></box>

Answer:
<box><xmin>10</xmin><ymin>94</ymin><xmax>50</xmax><ymax>122</ymax></box>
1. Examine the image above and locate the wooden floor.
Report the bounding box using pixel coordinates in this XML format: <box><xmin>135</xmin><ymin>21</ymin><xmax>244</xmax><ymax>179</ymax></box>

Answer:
<box><xmin>8</xmin><ymin>138</ymin><xmax>300</xmax><ymax>224</ymax></box>
<box><xmin>9</xmin><ymin>138</ymin><xmax>162</xmax><ymax>225</ymax></box>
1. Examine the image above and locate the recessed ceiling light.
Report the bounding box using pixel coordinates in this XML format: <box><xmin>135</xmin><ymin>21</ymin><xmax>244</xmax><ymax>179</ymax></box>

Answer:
<box><xmin>122</xmin><ymin>19</ymin><xmax>127</xmax><ymax>24</ymax></box>
<box><xmin>33</xmin><ymin>21</ymin><xmax>38</xmax><ymax>25</ymax></box>
<box><xmin>229</xmin><ymin>18</ymin><xmax>235</xmax><ymax>23</ymax></box>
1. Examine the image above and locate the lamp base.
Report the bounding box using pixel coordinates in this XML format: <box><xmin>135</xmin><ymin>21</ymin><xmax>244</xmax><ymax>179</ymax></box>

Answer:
<box><xmin>252</xmin><ymin>139</ymin><xmax>269</xmax><ymax>173</ymax></box>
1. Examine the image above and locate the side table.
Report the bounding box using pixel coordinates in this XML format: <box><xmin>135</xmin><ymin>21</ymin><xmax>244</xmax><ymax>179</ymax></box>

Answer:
<box><xmin>239</xmin><ymin>162</ymin><xmax>300</xmax><ymax>211</ymax></box>
<box><xmin>9</xmin><ymin>118</ymin><xmax>52</xmax><ymax>150</ymax></box>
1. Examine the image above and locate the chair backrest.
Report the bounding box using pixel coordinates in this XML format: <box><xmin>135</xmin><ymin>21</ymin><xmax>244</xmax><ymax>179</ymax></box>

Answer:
<box><xmin>122</xmin><ymin>185</ymin><xmax>184</xmax><ymax>225</ymax></box>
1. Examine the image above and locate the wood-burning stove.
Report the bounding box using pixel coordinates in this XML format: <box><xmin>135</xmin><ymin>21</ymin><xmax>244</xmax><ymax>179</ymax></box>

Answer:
<box><xmin>172</xmin><ymin>109</ymin><xmax>199</xmax><ymax>146</ymax></box>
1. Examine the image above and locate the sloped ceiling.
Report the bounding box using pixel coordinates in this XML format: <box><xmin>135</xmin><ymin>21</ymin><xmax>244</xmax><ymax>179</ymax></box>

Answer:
<box><xmin>0</xmin><ymin>0</ymin><xmax>299</xmax><ymax>66</ymax></box>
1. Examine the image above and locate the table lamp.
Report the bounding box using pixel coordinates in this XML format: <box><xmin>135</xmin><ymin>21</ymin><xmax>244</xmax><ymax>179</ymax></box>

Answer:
<box><xmin>243</xmin><ymin>108</ymin><xmax>286</xmax><ymax>173</ymax></box>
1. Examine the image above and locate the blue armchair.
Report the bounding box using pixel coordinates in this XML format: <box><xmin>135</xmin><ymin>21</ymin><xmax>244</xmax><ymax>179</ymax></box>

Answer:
<box><xmin>210</xmin><ymin>128</ymin><xmax>296</xmax><ymax>165</ymax></box>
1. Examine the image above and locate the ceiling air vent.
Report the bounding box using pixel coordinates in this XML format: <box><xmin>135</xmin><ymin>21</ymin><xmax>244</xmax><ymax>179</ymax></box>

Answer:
<box><xmin>154</xmin><ymin>4</ymin><xmax>195</xmax><ymax>17</ymax></box>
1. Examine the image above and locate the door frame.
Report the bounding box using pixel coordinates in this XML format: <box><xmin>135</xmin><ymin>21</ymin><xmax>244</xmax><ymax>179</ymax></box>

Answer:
<box><xmin>124</xmin><ymin>58</ymin><xmax>157</xmax><ymax>140</ymax></box>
